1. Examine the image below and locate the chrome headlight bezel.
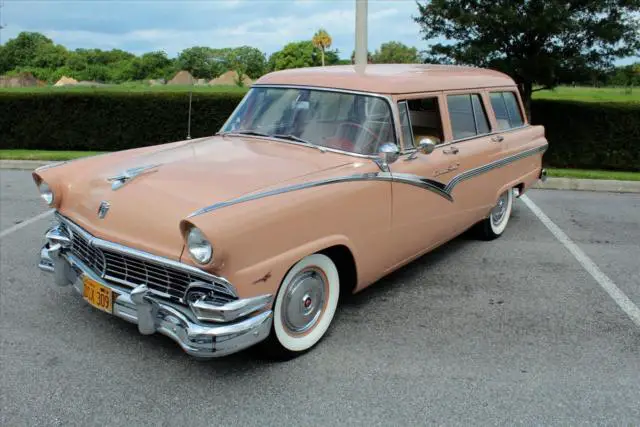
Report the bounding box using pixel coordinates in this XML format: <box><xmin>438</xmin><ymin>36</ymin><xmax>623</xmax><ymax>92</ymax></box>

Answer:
<box><xmin>38</xmin><ymin>181</ymin><xmax>55</xmax><ymax>206</ymax></box>
<box><xmin>186</xmin><ymin>227</ymin><xmax>213</xmax><ymax>264</ymax></box>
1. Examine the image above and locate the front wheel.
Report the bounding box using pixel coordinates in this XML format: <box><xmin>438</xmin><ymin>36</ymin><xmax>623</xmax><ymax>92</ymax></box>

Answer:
<box><xmin>260</xmin><ymin>253</ymin><xmax>340</xmax><ymax>359</ymax></box>
<box><xmin>477</xmin><ymin>188</ymin><xmax>514</xmax><ymax>240</ymax></box>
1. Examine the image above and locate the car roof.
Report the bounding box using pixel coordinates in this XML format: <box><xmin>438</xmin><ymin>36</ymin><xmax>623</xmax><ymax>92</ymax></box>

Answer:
<box><xmin>254</xmin><ymin>64</ymin><xmax>515</xmax><ymax>94</ymax></box>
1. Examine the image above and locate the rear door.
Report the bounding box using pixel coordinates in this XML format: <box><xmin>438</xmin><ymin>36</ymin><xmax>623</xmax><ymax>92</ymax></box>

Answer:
<box><xmin>440</xmin><ymin>91</ymin><xmax>503</xmax><ymax>222</ymax></box>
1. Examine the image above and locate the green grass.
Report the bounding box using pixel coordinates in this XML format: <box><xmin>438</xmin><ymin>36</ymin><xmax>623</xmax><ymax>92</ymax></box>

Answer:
<box><xmin>0</xmin><ymin>84</ymin><xmax>250</xmax><ymax>94</ymax></box>
<box><xmin>532</xmin><ymin>86</ymin><xmax>640</xmax><ymax>103</ymax></box>
<box><xmin>0</xmin><ymin>150</ymin><xmax>104</xmax><ymax>161</ymax></box>
<box><xmin>547</xmin><ymin>168</ymin><xmax>640</xmax><ymax>181</ymax></box>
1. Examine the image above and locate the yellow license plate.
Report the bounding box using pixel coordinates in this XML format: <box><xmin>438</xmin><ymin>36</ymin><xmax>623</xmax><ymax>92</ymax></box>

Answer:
<box><xmin>82</xmin><ymin>276</ymin><xmax>113</xmax><ymax>313</ymax></box>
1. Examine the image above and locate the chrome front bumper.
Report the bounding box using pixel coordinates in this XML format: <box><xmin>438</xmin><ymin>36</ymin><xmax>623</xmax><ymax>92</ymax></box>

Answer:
<box><xmin>39</xmin><ymin>237</ymin><xmax>273</xmax><ymax>358</ymax></box>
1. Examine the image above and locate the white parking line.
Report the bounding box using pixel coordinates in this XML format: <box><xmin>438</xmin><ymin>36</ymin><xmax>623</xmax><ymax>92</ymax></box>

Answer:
<box><xmin>521</xmin><ymin>194</ymin><xmax>640</xmax><ymax>328</ymax></box>
<box><xmin>0</xmin><ymin>210</ymin><xmax>54</xmax><ymax>240</ymax></box>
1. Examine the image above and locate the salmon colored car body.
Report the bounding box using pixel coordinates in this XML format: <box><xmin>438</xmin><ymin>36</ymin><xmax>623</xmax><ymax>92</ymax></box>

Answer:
<box><xmin>35</xmin><ymin>64</ymin><xmax>547</xmax><ymax>358</ymax></box>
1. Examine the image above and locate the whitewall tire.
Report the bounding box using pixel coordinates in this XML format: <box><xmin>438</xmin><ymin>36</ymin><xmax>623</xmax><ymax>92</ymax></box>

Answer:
<box><xmin>478</xmin><ymin>188</ymin><xmax>514</xmax><ymax>240</ymax></box>
<box><xmin>262</xmin><ymin>253</ymin><xmax>340</xmax><ymax>358</ymax></box>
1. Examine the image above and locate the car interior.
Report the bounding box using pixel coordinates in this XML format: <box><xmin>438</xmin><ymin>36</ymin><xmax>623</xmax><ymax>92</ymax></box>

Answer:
<box><xmin>406</xmin><ymin>97</ymin><xmax>444</xmax><ymax>145</ymax></box>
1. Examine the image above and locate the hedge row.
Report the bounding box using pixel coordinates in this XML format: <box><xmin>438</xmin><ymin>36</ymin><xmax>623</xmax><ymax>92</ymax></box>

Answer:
<box><xmin>1</xmin><ymin>92</ymin><xmax>639</xmax><ymax>171</ymax></box>
<box><xmin>531</xmin><ymin>100</ymin><xmax>640</xmax><ymax>172</ymax></box>
<box><xmin>0</xmin><ymin>91</ymin><xmax>244</xmax><ymax>151</ymax></box>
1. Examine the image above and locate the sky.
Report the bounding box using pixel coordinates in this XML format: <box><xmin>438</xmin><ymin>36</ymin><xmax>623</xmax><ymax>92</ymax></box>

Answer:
<box><xmin>0</xmin><ymin>0</ymin><xmax>637</xmax><ymax>64</ymax></box>
<box><xmin>0</xmin><ymin>0</ymin><xmax>427</xmax><ymax>59</ymax></box>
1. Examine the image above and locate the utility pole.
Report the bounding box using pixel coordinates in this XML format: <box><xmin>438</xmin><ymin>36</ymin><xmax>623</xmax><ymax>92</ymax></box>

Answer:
<box><xmin>355</xmin><ymin>0</ymin><xmax>368</xmax><ymax>66</ymax></box>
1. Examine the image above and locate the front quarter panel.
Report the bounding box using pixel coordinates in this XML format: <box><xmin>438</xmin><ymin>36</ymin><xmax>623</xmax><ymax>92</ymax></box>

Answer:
<box><xmin>182</xmin><ymin>162</ymin><xmax>392</xmax><ymax>299</ymax></box>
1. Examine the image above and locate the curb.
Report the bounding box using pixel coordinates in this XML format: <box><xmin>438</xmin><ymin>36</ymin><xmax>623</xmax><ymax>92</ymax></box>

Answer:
<box><xmin>1</xmin><ymin>159</ymin><xmax>639</xmax><ymax>194</ymax></box>
<box><xmin>533</xmin><ymin>177</ymin><xmax>640</xmax><ymax>193</ymax></box>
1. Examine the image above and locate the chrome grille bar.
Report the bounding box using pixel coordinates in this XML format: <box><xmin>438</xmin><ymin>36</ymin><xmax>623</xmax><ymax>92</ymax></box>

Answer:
<box><xmin>55</xmin><ymin>213</ymin><xmax>237</xmax><ymax>305</ymax></box>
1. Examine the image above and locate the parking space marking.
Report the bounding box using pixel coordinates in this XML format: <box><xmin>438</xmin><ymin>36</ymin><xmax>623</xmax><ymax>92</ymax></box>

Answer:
<box><xmin>0</xmin><ymin>210</ymin><xmax>53</xmax><ymax>240</ymax></box>
<box><xmin>521</xmin><ymin>194</ymin><xmax>640</xmax><ymax>328</ymax></box>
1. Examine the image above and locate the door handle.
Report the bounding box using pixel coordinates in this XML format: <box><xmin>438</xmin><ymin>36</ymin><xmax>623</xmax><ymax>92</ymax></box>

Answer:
<box><xmin>491</xmin><ymin>135</ymin><xmax>505</xmax><ymax>142</ymax></box>
<box><xmin>443</xmin><ymin>146</ymin><xmax>459</xmax><ymax>155</ymax></box>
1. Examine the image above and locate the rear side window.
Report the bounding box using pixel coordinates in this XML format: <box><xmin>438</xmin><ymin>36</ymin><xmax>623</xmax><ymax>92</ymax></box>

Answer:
<box><xmin>447</xmin><ymin>94</ymin><xmax>490</xmax><ymax>140</ymax></box>
<box><xmin>490</xmin><ymin>92</ymin><xmax>524</xmax><ymax>130</ymax></box>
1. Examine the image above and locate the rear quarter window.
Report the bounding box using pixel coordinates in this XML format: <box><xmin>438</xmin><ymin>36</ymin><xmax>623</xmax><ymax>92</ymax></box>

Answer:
<box><xmin>490</xmin><ymin>92</ymin><xmax>524</xmax><ymax>130</ymax></box>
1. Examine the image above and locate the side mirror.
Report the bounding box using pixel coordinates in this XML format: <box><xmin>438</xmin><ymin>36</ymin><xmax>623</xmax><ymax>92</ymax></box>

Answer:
<box><xmin>378</xmin><ymin>142</ymin><xmax>400</xmax><ymax>166</ymax></box>
<box><xmin>418</xmin><ymin>138</ymin><xmax>437</xmax><ymax>155</ymax></box>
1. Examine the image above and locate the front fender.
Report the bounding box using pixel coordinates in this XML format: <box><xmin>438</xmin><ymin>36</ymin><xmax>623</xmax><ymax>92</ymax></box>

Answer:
<box><xmin>180</xmin><ymin>163</ymin><xmax>391</xmax><ymax>299</ymax></box>
<box><xmin>231</xmin><ymin>234</ymin><xmax>357</xmax><ymax>300</ymax></box>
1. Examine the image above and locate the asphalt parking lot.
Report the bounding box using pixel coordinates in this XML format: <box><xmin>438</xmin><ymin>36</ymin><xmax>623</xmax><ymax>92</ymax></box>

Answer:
<box><xmin>1</xmin><ymin>168</ymin><xmax>639</xmax><ymax>426</ymax></box>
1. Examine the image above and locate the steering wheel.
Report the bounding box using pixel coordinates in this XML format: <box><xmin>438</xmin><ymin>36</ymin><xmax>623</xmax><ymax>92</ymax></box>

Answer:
<box><xmin>333</xmin><ymin>122</ymin><xmax>380</xmax><ymax>153</ymax></box>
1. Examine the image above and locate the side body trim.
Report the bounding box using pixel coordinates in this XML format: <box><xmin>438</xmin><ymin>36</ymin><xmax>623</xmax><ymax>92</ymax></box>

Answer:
<box><xmin>189</xmin><ymin>144</ymin><xmax>547</xmax><ymax>218</ymax></box>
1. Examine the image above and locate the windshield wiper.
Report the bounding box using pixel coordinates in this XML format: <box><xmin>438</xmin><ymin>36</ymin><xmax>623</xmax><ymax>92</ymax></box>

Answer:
<box><xmin>271</xmin><ymin>134</ymin><xmax>327</xmax><ymax>152</ymax></box>
<box><xmin>218</xmin><ymin>131</ymin><xmax>326</xmax><ymax>152</ymax></box>
<box><xmin>217</xmin><ymin>130</ymin><xmax>271</xmax><ymax>138</ymax></box>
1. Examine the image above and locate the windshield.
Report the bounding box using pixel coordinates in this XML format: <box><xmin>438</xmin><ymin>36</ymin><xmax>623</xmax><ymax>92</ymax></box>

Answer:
<box><xmin>221</xmin><ymin>87</ymin><xmax>396</xmax><ymax>156</ymax></box>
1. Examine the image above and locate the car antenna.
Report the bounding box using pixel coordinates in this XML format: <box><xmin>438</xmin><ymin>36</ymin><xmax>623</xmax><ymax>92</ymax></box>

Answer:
<box><xmin>186</xmin><ymin>74</ymin><xmax>193</xmax><ymax>140</ymax></box>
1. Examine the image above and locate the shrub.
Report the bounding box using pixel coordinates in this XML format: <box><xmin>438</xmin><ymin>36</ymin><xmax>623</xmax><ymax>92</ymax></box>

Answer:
<box><xmin>0</xmin><ymin>91</ymin><xmax>244</xmax><ymax>151</ymax></box>
<box><xmin>531</xmin><ymin>100</ymin><xmax>640</xmax><ymax>172</ymax></box>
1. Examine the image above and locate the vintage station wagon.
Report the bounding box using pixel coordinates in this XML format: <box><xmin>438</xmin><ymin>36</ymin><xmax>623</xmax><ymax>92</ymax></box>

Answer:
<box><xmin>35</xmin><ymin>64</ymin><xmax>547</xmax><ymax>358</ymax></box>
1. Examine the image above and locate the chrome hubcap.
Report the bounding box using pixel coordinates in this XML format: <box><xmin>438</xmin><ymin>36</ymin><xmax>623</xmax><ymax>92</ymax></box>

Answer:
<box><xmin>491</xmin><ymin>192</ymin><xmax>509</xmax><ymax>226</ymax></box>
<box><xmin>282</xmin><ymin>268</ymin><xmax>326</xmax><ymax>334</ymax></box>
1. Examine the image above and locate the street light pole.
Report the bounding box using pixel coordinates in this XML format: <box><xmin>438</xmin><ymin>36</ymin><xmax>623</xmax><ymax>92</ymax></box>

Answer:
<box><xmin>355</xmin><ymin>0</ymin><xmax>368</xmax><ymax>66</ymax></box>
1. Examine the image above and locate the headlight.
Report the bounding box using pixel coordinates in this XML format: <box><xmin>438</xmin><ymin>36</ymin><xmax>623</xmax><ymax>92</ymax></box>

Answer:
<box><xmin>187</xmin><ymin>227</ymin><xmax>213</xmax><ymax>264</ymax></box>
<box><xmin>38</xmin><ymin>181</ymin><xmax>54</xmax><ymax>206</ymax></box>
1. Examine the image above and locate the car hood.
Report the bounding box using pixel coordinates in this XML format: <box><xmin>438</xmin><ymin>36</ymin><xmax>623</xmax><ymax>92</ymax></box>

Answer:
<box><xmin>47</xmin><ymin>136</ymin><xmax>355</xmax><ymax>259</ymax></box>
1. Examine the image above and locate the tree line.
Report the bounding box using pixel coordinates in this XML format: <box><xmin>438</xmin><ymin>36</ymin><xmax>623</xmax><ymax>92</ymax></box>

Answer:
<box><xmin>0</xmin><ymin>31</ymin><xmax>422</xmax><ymax>84</ymax></box>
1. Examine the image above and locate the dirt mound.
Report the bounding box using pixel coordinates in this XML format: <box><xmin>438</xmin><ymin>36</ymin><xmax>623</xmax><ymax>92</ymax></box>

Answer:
<box><xmin>168</xmin><ymin>70</ymin><xmax>194</xmax><ymax>85</ymax></box>
<box><xmin>54</xmin><ymin>76</ymin><xmax>78</xmax><ymax>87</ymax></box>
<box><xmin>209</xmin><ymin>70</ymin><xmax>252</xmax><ymax>86</ymax></box>
<box><xmin>0</xmin><ymin>72</ymin><xmax>39</xmax><ymax>88</ymax></box>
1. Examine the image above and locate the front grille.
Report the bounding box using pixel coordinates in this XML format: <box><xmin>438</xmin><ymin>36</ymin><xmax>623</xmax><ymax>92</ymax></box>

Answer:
<box><xmin>58</xmin><ymin>215</ymin><xmax>236</xmax><ymax>305</ymax></box>
<box><xmin>71</xmin><ymin>228</ymin><xmax>106</xmax><ymax>274</ymax></box>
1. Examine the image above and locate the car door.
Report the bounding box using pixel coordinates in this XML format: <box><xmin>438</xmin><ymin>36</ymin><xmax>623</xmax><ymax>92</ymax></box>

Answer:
<box><xmin>440</xmin><ymin>92</ymin><xmax>504</xmax><ymax>220</ymax></box>
<box><xmin>385</xmin><ymin>97</ymin><xmax>469</xmax><ymax>269</ymax></box>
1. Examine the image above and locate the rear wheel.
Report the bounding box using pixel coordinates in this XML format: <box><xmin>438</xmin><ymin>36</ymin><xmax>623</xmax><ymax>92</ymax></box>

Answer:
<box><xmin>260</xmin><ymin>253</ymin><xmax>339</xmax><ymax>359</ymax></box>
<box><xmin>477</xmin><ymin>188</ymin><xmax>514</xmax><ymax>240</ymax></box>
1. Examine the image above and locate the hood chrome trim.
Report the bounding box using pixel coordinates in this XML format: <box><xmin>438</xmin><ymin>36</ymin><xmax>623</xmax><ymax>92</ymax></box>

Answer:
<box><xmin>188</xmin><ymin>144</ymin><xmax>547</xmax><ymax>218</ymax></box>
<box><xmin>108</xmin><ymin>164</ymin><xmax>160</xmax><ymax>191</ymax></box>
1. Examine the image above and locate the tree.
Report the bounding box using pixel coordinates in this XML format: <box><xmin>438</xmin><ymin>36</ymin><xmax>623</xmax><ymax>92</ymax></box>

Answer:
<box><xmin>372</xmin><ymin>41</ymin><xmax>418</xmax><ymax>64</ymax></box>
<box><xmin>414</xmin><ymin>0</ymin><xmax>640</xmax><ymax>115</ymax></box>
<box><xmin>269</xmin><ymin>41</ymin><xmax>317</xmax><ymax>71</ymax></box>
<box><xmin>1</xmin><ymin>32</ymin><xmax>57</xmax><ymax>70</ymax></box>
<box><xmin>312</xmin><ymin>29</ymin><xmax>332</xmax><ymax>66</ymax></box>
<box><xmin>177</xmin><ymin>47</ymin><xmax>224</xmax><ymax>79</ymax></box>
<box><xmin>224</xmin><ymin>46</ymin><xmax>266</xmax><ymax>81</ymax></box>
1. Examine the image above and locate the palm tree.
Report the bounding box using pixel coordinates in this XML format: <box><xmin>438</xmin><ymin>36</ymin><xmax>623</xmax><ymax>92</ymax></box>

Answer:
<box><xmin>312</xmin><ymin>28</ymin><xmax>332</xmax><ymax>67</ymax></box>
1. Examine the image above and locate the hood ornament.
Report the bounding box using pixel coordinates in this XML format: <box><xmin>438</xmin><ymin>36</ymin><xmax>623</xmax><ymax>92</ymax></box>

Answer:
<box><xmin>97</xmin><ymin>201</ymin><xmax>110</xmax><ymax>219</ymax></box>
<box><xmin>108</xmin><ymin>164</ymin><xmax>159</xmax><ymax>191</ymax></box>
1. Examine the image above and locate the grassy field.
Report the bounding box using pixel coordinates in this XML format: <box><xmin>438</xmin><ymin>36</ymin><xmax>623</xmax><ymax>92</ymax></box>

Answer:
<box><xmin>0</xmin><ymin>150</ymin><xmax>104</xmax><ymax>161</ymax></box>
<box><xmin>547</xmin><ymin>168</ymin><xmax>640</xmax><ymax>181</ymax></box>
<box><xmin>532</xmin><ymin>86</ymin><xmax>640</xmax><ymax>103</ymax></box>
